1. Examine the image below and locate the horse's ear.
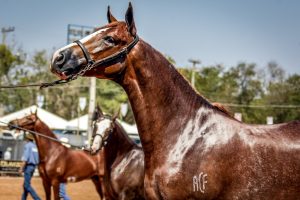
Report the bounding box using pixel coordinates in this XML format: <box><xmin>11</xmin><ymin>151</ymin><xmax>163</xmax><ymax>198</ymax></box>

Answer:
<box><xmin>93</xmin><ymin>104</ymin><xmax>104</xmax><ymax>120</ymax></box>
<box><xmin>125</xmin><ymin>2</ymin><xmax>137</xmax><ymax>36</ymax></box>
<box><xmin>107</xmin><ymin>6</ymin><xmax>117</xmax><ymax>23</ymax></box>
<box><xmin>30</xmin><ymin>108</ymin><xmax>37</xmax><ymax>116</ymax></box>
<box><xmin>95</xmin><ymin>104</ymin><xmax>100</xmax><ymax>112</ymax></box>
<box><xmin>112</xmin><ymin>109</ymin><xmax>120</xmax><ymax>122</ymax></box>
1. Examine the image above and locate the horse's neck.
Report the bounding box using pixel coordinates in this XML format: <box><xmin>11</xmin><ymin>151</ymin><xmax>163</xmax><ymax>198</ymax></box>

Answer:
<box><xmin>103</xmin><ymin>123</ymin><xmax>135</xmax><ymax>196</ymax></box>
<box><xmin>34</xmin><ymin>120</ymin><xmax>62</xmax><ymax>160</ymax></box>
<box><xmin>104</xmin><ymin>123</ymin><xmax>135</xmax><ymax>166</ymax></box>
<box><xmin>119</xmin><ymin>40</ymin><xmax>206</xmax><ymax>154</ymax></box>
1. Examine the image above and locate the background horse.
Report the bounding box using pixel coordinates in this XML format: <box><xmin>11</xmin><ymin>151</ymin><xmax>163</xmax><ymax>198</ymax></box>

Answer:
<box><xmin>91</xmin><ymin>106</ymin><xmax>144</xmax><ymax>200</ymax></box>
<box><xmin>9</xmin><ymin>112</ymin><xmax>104</xmax><ymax>200</ymax></box>
<box><xmin>50</xmin><ymin>3</ymin><xmax>300</xmax><ymax>200</ymax></box>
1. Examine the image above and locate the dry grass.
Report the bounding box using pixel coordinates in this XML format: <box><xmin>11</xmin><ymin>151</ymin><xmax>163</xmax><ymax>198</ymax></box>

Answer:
<box><xmin>0</xmin><ymin>177</ymin><xmax>101</xmax><ymax>200</ymax></box>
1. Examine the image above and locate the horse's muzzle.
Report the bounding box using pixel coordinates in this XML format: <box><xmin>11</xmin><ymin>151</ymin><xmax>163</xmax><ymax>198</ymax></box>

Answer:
<box><xmin>50</xmin><ymin>49</ymin><xmax>76</xmax><ymax>79</ymax></box>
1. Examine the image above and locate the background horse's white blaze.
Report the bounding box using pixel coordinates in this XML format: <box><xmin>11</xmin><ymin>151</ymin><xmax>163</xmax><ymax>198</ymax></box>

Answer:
<box><xmin>91</xmin><ymin>118</ymin><xmax>112</xmax><ymax>152</ymax></box>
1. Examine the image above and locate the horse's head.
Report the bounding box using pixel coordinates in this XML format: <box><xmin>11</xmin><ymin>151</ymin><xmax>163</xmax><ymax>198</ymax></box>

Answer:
<box><xmin>50</xmin><ymin>3</ymin><xmax>138</xmax><ymax>81</ymax></box>
<box><xmin>9</xmin><ymin>111</ymin><xmax>39</xmax><ymax>132</ymax></box>
<box><xmin>90</xmin><ymin>106</ymin><xmax>118</xmax><ymax>154</ymax></box>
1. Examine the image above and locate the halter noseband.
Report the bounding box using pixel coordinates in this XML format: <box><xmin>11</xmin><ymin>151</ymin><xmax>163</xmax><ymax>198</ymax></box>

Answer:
<box><xmin>73</xmin><ymin>40</ymin><xmax>95</xmax><ymax>66</ymax></box>
<box><xmin>70</xmin><ymin>35</ymin><xmax>139</xmax><ymax>81</ymax></box>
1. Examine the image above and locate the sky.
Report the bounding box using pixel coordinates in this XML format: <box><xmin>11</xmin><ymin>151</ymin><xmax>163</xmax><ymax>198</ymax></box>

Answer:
<box><xmin>0</xmin><ymin>0</ymin><xmax>299</xmax><ymax>74</ymax></box>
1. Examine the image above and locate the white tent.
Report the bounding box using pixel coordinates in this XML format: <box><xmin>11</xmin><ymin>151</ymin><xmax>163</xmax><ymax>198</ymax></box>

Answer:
<box><xmin>119</xmin><ymin>120</ymin><xmax>138</xmax><ymax>134</ymax></box>
<box><xmin>67</xmin><ymin>114</ymin><xmax>138</xmax><ymax>134</ymax></box>
<box><xmin>66</xmin><ymin>115</ymin><xmax>88</xmax><ymax>130</ymax></box>
<box><xmin>0</xmin><ymin>105</ymin><xmax>68</xmax><ymax>130</ymax></box>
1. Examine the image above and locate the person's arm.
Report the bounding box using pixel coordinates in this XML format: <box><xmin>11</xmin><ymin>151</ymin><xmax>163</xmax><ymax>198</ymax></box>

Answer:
<box><xmin>19</xmin><ymin>144</ymin><xmax>29</xmax><ymax>173</ymax></box>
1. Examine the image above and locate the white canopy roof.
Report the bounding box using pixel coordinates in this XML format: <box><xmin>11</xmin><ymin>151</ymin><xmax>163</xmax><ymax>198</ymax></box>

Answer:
<box><xmin>66</xmin><ymin>115</ymin><xmax>89</xmax><ymax>130</ymax></box>
<box><xmin>67</xmin><ymin>114</ymin><xmax>138</xmax><ymax>134</ymax></box>
<box><xmin>0</xmin><ymin>105</ymin><xmax>68</xmax><ymax>130</ymax></box>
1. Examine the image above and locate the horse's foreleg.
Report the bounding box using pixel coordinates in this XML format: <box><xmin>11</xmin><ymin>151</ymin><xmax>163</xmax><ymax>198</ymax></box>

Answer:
<box><xmin>42</xmin><ymin>179</ymin><xmax>51</xmax><ymax>200</ymax></box>
<box><xmin>91</xmin><ymin>175</ymin><xmax>104</xmax><ymax>199</ymax></box>
<box><xmin>38</xmin><ymin>167</ymin><xmax>51</xmax><ymax>200</ymax></box>
<box><xmin>52</xmin><ymin>181</ymin><xmax>60</xmax><ymax>200</ymax></box>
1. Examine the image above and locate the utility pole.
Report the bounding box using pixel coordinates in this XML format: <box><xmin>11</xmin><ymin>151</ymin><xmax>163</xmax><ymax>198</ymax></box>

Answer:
<box><xmin>66</xmin><ymin>24</ymin><xmax>96</xmax><ymax>145</ymax></box>
<box><xmin>1</xmin><ymin>27</ymin><xmax>15</xmax><ymax>44</ymax></box>
<box><xmin>188</xmin><ymin>59</ymin><xmax>201</xmax><ymax>88</ymax></box>
<box><xmin>87</xmin><ymin>77</ymin><xmax>96</xmax><ymax>145</ymax></box>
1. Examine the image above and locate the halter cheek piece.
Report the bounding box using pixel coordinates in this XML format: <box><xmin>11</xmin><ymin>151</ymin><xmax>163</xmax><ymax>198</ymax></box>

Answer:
<box><xmin>70</xmin><ymin>35</ymin><xmax>139</xmax><ymax>81</ymax></box>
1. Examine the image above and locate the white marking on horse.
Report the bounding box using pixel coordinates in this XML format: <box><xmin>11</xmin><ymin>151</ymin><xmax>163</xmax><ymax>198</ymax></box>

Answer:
<box><xmin>91</xmin><ymin>119</ymin><xmax>112</xmax><ymax>152</ymax></box>
<box><xmin>56</xmin><ymin>167</ymin><xmax>61</xmax><ymax>173</ymax></box>
<box><xmin>67</xmin><ymin>176</ymin><xmax>77</xmax><ymax>182</ymax></box>
<box><xmin>52</xmin><ymin>27</ymin><xmax>109</xmax><ymax>64</ymax></box>
<box><xmin>91</xmin><ymin>42</ymin><xmax>107</xmax><ymax>54</ymax></box>
<box><xmin>238</xmin><ymin>127</ymin><xmax>300</xmax><ymax>150</ymax></box>
<box><xmin>113</xmin><ymin>149</ymin><xmax>140</xmax><ymax>177</ymax></box>
<box><xmin>166</xmin><ymin>108</ymin><xmax>237</xmax><ymax>176</ymax></box>
<box><xmin>202</xmin><ymin>118</ymin><xmax>236</xmax><ymax>150</ymax></box>
<box><xmin>51</xmin><ymin>42</ymin><xmax>76</xmax><ymax>64</ymax></box>
<box><xmin>193</xmin><ymin>172</ymin><xmax>208</xmax><ymax>193</ymax></box>
<box><xmin>79</xmin><ymin>28</ymin><xmax>109</xmax><ymax>43</ymax></box>
<box><xmin>166</xmin><ymin>107</ymin><xmax>211</xmax><ymax>175</ymax></box>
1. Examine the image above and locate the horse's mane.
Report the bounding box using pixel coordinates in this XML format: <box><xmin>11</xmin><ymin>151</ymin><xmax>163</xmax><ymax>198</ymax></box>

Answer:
<box><xmin>211</xmin><ymin>102</ymin><xmax>233</xmax><ymax>118</ymax></box>
<box><xmin>114</xmin><ymin>120</ymin><xmax>136</xmax><ymax>146</ymax></box>
<box><xmin>33</xmin><ymin>114</ymin><xmax>58</xmax><ymax>139</ymax></box>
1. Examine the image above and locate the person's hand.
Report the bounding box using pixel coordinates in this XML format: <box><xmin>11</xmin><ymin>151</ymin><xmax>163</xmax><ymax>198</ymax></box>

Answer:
<box><xmin>18</xmin><ymin>167</ymin><xmax>23</xmax><ymax>174</ymax></box>
<box><xmin>19</xmin><ymin>161</ymin><xmax>26</xmax><ymax>174</ymax></box>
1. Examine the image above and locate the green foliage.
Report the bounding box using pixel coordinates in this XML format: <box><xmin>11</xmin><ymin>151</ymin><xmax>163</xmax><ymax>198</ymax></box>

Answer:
<box><xmin>178</xmin><ymin>60</ymin><xmax>299</xmax><ymax>124</ymax></box>
<box><xmin>264</xmin><ymin>74</ymin><xmax>300</xmax><ymax>123</ymax></box>
<box><xmin>0</xmin><ymin>44</ymin><xmax>23</xmax><ymax>82</ymax></box>
<box><xmin>0</xmin><ymin>48</ymin><xmax>299</xmax><ymax>124</ymax></box>
<box><xmin>196</xmin><ymin>65</ymin><xmax>224</xmax><ymax>101</ymax></box>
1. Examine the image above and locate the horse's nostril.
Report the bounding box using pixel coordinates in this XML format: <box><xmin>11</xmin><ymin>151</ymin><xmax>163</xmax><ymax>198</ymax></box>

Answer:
<box><xmin>56</xmin><ymin>53</ymin><xmax>65</xmax><ymax>66</ymax></box>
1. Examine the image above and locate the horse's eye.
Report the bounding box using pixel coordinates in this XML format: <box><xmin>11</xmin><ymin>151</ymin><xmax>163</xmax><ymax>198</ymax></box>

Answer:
<box><xmin>103</xmin><ymin>36</ymin><xmax>115</xmax><ymax>45</ymax></box>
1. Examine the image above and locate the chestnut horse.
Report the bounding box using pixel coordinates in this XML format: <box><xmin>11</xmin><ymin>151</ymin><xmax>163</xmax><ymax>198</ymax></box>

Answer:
<box><xmin>90</xmin><ymin>106</ymin><xmax>145</xmax><ymax>200</ymax></box>
<box><xmin>50</xmin><ymin>3</ymin><xmax>300</xmax><ymax>199</ymax></box>
<box><xmin>9</xmin><ymin>113</ymin><xmax>104</xmax><ymax>200</ymax></box>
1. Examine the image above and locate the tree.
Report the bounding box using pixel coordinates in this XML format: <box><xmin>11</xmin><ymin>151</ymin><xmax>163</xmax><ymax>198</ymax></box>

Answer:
<box><xmin>0</xmin><ymin>44</ymin><xmax>23</xmax><ymax>83</ymax></box>
<box><xmin>264</xmin><ymin>74</ymin><xmax>300</xmax><ymax>123</ymax></box>
<box><xmin>196</xmin><ymin>65</ymin><xmax>224</xmax><ymax>101</ymax></box>
<box><xmin>0</xmin><ymin>44</ymin><xmax>24</xmax><ymax>113</ymax></box>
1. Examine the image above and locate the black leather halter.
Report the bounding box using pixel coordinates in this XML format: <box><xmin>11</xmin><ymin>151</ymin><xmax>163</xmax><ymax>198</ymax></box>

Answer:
<box><xmin>74</xmin><ymin>40</ymin><xmax>95</xmax><ymax>66</ymax></box>
<box><xmin>70</xmin><ymin>35</ymin><xmax>139</xmax><ymax>80</ymax></box>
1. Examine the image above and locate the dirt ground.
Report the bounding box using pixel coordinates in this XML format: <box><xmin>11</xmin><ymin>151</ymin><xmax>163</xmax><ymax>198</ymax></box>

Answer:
<box><xmin>0</xmin><ymin>177</ymin><xmax>101</xmax><ymax>200</ymax></box>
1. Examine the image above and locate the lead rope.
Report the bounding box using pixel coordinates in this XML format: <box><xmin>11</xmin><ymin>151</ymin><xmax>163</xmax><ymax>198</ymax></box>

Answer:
<box><xmin>0</xmin><ymin>120</ymin><xmax>86</xmax><ymax>149</ymax></box>
<box><xmin>0</xmin><ymin>78</ymin><xmax>72</xmax><ymax>89</ymax></box>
